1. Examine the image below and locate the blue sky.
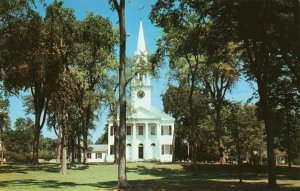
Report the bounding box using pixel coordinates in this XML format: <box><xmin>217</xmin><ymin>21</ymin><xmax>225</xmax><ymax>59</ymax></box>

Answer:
<box><xmin>9</xmin><ymin>0</ymin><xmax>255</xmax><ymax>142</ymax></box>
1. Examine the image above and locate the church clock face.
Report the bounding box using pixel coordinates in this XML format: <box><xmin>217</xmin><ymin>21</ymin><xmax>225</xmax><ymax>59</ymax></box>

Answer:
<box><xmin>137</xmin><ymin>90</ymin><xmax>145</xmax><ymax>98</ymax></box>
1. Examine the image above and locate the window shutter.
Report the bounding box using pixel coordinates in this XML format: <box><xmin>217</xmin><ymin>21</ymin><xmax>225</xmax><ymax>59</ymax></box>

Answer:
<box><xmin>126</xmin><ymin>126</ymin><xmax>131</xmax><ymax>135</ymax></box>
<box><xmin>169</xmin><ymin>126</ymin><xmax>172</xmax><ymax>135</ymax></box>
<box><xmin>161</xmin><ymin>126</ymin><xmax>163</xmax><ymax>135</ymax></box>
<box><xmin>110</xmin><ymin>126</ymin><xmax>114</xmax><ymax>136</ymax></box>
<box><xmin>110</xmin><ymin>145</ymin><xmax>114</xmax><ymax>155</ymax></box>
<box><xmin>161</xmin><ymin>145</ymin><xmax>164</xmax><ymax>155</ymax></box>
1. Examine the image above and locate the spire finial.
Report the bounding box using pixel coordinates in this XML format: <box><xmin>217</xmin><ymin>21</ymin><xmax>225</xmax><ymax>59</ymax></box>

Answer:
<box><xmin>136</xmin><ymin>19</ymin><xmax>146</xmax><ymax>55</ymax></box>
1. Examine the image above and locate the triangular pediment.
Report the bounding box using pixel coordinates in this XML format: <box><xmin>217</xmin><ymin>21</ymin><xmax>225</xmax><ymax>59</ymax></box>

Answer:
<box><xmin>108</xmin><ymin>106</ymin><xmax>175</xmax><ymax>122</ymax></box>
<box><xmin>128</xmin><ymin>106</ymin><xmax>174</xmax><ymax>121</ymax></box>
<box><xmin>130</xmin><ymin>106</ymin><xmax>160</xmax><ymax>119</ymax></box>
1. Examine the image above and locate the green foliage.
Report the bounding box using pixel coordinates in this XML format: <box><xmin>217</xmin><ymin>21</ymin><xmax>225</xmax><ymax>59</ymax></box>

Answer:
<box><xmin>3</xmin><ymin>118</ymin><xmax>34</xmax><ymax>162</ymax></box>
<box><xmin>225</xmin><ymin>103</ymin><xmax>266</xmax><ymax>164</ymax></box>
<box><xmin>42</xmin><ymin>1</ymin><xmax>117</xmax><ymax>167</ymax></box>
<box><xmin>39</xmin><ymin>137</ymin><xmax>57</xmax><ymax>161</ymax></box>
<box><xmin>150</xmin><ymin>0</ymin><xmax>240</xmax><ymax>165</ymax></box>
<box><xmin>162</xmin><ymin>85</ymin><xmax>211</xmax><ymax>161</ymax></box>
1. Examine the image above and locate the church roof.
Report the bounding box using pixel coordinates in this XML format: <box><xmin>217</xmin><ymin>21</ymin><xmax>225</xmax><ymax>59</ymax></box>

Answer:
<box><xmin>87</xmin><ymin>144</ymin><xmax>107</xmax><ymax>152</ymax></box>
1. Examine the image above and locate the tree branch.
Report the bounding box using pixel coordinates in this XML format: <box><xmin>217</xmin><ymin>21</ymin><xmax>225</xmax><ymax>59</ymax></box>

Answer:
<box><xmin>112</xmin><ymin>0</ymin><xmax>120</xmax><ymax>13</ymax></box>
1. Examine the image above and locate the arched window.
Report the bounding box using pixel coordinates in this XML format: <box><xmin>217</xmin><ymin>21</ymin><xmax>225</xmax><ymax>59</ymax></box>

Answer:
<box><xmin>127</xmin><ymin>143</ymin><xmax>131</xmax><ymax>146</ymax></box>
<box><xmin>151</xmin><ymin>143</ymin><xmax>156</xmax><ymax>146</ymax></box>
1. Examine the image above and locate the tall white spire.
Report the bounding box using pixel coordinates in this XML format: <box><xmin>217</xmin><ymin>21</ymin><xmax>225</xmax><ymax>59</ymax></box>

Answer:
<box><xmin>135</xmin><ymin>19</ymin><xmax>147</xmax><ymax>55</ymax></box>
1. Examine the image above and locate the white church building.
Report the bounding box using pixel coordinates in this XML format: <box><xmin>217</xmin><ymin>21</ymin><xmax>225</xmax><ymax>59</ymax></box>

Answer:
<box><xmin>107</xmin><ymin>21</ymin><xmax>175</xmax><ymax>162</ymax></box>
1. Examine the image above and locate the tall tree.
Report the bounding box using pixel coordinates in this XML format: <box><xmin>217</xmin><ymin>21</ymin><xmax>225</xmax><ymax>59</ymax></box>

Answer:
<box><xmin>226</xmin><ymin>103</ymin><xmax>266</xmax><ymax>168</ymax></box>
<box><xmin>150</xmin><ymin>0</ymin><xmax>239</xmax><ymax>166</ymax></box>
<box><xmin>109</xmin><ymin>0</ymin><xmax>128</xmax><ymax>188</ymax></box>
<box><xmin>150</xmin><ymin>1</ymin><xmax>209</xmax><ymax>169</ymax></box>
<box><xmin>0</xmin><ymin>2</ymin><xmax>56</xmax><ymax>164</ymax></box>
<box><xmin>234</xmin><ymin>1</ymin><xmax>298</xmax><ymax>187</ymax></box>
<box><xmin>162</xmin><ymin>85</ymin><xmax>209</xmax><ymax>165</ymax></box>
<box><xmin>75</xmin><ymin>13</ymin><xmax>116</xmax><ymax>163</ymax></box>
<box><xmin>44</xmin><ymin>0</ymin><xmax>77</xmax><ymax>174</ymax></box>
<box><xmin>201</xmin><ymin>60</ymin><xmax>239</xmax><ymax>164</ymax></box>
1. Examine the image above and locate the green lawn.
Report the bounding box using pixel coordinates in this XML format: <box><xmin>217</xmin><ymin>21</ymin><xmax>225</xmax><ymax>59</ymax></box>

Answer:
<box><xmin>0</xmin><ymin>162</ymin><xmax>299</xmax><ymax>191</ymax></box>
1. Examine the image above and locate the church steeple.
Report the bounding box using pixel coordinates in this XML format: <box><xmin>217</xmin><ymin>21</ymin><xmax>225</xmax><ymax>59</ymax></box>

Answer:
<box><xmin>135</xmin><ymin>19</ymin><xmax>147</xmax><ymax>55</ymax></box>
<box><xmin>131</xmin><ymin>19</ymin><xmax>152</xmax><ymax>109</ymax></box>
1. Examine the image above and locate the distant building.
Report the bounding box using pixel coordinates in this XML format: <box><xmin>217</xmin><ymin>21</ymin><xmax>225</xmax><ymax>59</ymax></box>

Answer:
<box><xmin>107</xmin><ymin>20</ymin><xmax>175</xmax><ymax>162</ymax></box>
<box><xmin>81</xmin><ymin>144</ymin><xmax>108</xmax><ymax>163</ymax></box>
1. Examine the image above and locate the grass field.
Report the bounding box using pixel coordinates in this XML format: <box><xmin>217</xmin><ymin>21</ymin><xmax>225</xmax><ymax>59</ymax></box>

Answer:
<box><xmin>0</xmin><ymin>162</ymin><xmax>299</xmax><ymax>191</ymax></box>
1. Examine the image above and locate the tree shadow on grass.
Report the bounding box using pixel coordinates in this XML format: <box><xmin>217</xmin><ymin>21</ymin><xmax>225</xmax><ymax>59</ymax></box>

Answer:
<box><xmin>1</xmin><ymin>163</ymin><xmax>299</xmax><ymax>191</ymax></box>
<box><xmin>124</xmin><ymin>164</ymin><xmax>300</xmax><ymax>191</ymax></box>
<box><xmin>0</xmin><ymin>178</ymin><xmax>299</xmax><ymax>191</ymax></box>
<box><xmin>0</xmin><ymin>178</ymin><xmax>118</xmax><ymax>190</ymax></box>
<box><xmin>68</xmin><ymin>165</ymin><xmax>89</xmax><ymax>171</ymax></box>
<box><xmin>92</xmin><ymin>179</ymin><xmax>300</xmax><ymax>191</ymax></box>
<box><xmin>0</xmin><ymin>164</ymin><xmax>60</xmax><ymax>174</ymax></box>
<box><xmin>127</xmin><ymin>165</ymin><xmax>185</xmax><ymax>179</ymax></box>
<box><xmin>0</xmin><ymin>179</ymin><xmax>78</xmax><ymax>189</ymax></box>
<box><xmin>182</xmin><ymin>164</ymin><xmax>300</xmax><ymax>181</ymax></box>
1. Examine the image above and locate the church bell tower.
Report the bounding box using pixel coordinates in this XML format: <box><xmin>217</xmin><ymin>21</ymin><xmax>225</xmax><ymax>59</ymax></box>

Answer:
<box><xmin>131</xmin><ymin>20</ymin><xmax>152</xmax><ymax>109</ymax></box>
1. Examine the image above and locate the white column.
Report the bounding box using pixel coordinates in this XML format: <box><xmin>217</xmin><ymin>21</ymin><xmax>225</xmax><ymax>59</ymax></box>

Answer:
<box><xmin>132</xmin><ymin>123</ymin><xmax>137</xmax><ymax>160</ymax></box>
<box><xmin>145</xmin><ymin>123</ymin><xmax>149</xmax><ymax>140</ymax></box>
<box><xmin>156</xmin><ymin>123</ymin><xmax>160</xmax><ymax>161</ymax></box>
<box><xmin>133</xmin><ymin>123</ymin><xmax>136</xmax><ymax>140</ymax></box>
<box><xmin>145</xmin><ymin>123</ymin><xmax>149</xmax><ymax>159</ymax></box>
<box><xmin>157</xmin><ymin>123</ymin><xmax>161</xmax><ymax>137</ymax></box>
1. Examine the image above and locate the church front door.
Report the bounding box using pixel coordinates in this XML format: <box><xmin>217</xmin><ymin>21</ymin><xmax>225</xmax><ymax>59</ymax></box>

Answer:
<box><xmin>138</xmin><ymin>144</ymin><xmax>144</xmax><ymax>159</ymax></box>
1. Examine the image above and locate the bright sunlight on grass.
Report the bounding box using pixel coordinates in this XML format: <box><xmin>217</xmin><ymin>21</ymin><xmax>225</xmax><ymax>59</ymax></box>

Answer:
<box><xmin>0</xmin><ymin>163</ymin><xmax>299</xmax><ymax>191</ymax></box>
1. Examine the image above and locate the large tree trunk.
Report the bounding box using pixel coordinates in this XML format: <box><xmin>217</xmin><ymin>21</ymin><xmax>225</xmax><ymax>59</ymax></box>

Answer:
<box><xmin>114</xmin><ymin>123</ymin><xmax>119</xmax><ymax>163</ymax></box>
<box><xmin>263</xmin><ymin>104</ymin><xmax>276</xmax><ymax>187</ymax></box>
<box><xmin>71</xmin><ymin>137</ymin><xmax>75</xmax><ymax>163</ymax></box>
<box><xmin>82</xmin><ymin>131</ymin><xmax>88</xmax><ymax>164</ymax></box>
<box><xmin>287</xmin><ymin>137</ymin><xmax>292</xmax><ymax>168</ymax></box>
<box><xmin>56</xmin><ymin>127</ymin><xmax>62</xmax><ymax>163</ymax></box>
<box><xmin>60</xmin><ymin>127</ymin><xmax>68</xmax><ymax>174</ymax></box>
<box><xmin>82</xmin><ymin>134</ymin><xmax>87</xmax><ymax>164</ymax></box>
<box><xmin>171</xmin><ymin>125</ymin><xmax>176</xmax><ymax>163</ymax></box>
<box><xmin>56</xmin><ymin>143</ymin><xmax>61</xmax><ymax>163</ymax></box>
<box><xmin>237</xmin><ymin>136</ymin><xmax>242</xmax><ymax>183</ymax></box>
<box><xmin>244</xmin><ymin>35</ymin><xmax>277</xmax><ymax>187</ymax></box>
<box><xmin>192</xmin><ymin>139</ymin><xmax>197</xmax><ymax>174</ymax></box>
<box><xmin>31</xmin><ymin>85</ymin><xmax>48</xmax><ymax>165</ymax></box>
<box><xmin>32</xmin><ymin>115</ymin><xmax>41</xmax><ymax>165</ymax></box>
<box><xmin>285</xmin><ymin>109</ymin><xmax>292</xmax><ymax>168</ymax></box>
<box><xmin>216</xmin><ymin>105</ymin><xmax>226</xmax><ymax>164</ymax></box>
<box><xmin>77</xmin><ymin>134</ymin><xmax>81</xmax><ymax>163</ymax></box>
<box><xmin>257</xmin><ymin>80</ymin><xmax>277</xmax><ymax>188</ymax></box>
<box><xmin>114</xmin><ymin>0</ymin><xmax>128</xmax><ymax>188</ymax></box>
<box><xmin>218</xmin><ymin>137</ymin><xmax>226</xmax><ymax>164</ymax></box>
<box><xmin>83</xmin><ymin>106</ymin><xmax>92</xmax><ymax>164</ymax></box>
